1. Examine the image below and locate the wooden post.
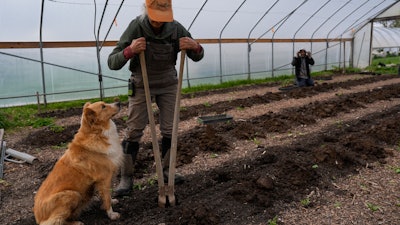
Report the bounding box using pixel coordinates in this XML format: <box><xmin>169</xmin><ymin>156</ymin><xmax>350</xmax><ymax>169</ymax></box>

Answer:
<box><xmin>0</xmin><ymin>129</ymin><xmax>5</xmax><ymax>179</ymax></box>
<box><xmin>36</xmin><ymin>91</ymin><xmax>41</xmax><ymax>112</ymax></box>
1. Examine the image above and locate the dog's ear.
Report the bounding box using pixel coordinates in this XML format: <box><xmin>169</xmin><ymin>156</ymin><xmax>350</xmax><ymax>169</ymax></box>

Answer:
<box><xmin>83</xmin><ymin>107</ymin><xmax>97</xmax><ymax>126</ymax></box>
<box><xmin>83</xmin><ymin>102</ymin><xmax>91</xmax><ymax>109</ymax></box>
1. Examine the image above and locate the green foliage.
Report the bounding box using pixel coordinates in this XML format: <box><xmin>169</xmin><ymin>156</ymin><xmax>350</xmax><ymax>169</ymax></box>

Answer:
<box><xmin>133</xmin><ymin>183</ymin><xmax>143</xmax><ymax>190</ymax></box>
<box><xmin>300</xmin><ymin>198</ymin><xmax>311</xmax><ymax>207</ymax></box>
<box><xmin>252</xmin><ymin>137</ymin><xmax>261</xmax><ymax>145</ymax></box>
<box><xmin>49</xmin><ymin>124</ymin><xmax>65</xmax><ymax>133</ymax></box>
<box><xmin>181</xmin><ymin>76</ymin><xmax>292</xmax><ymax>95</ymax></box>
<box><xmin>0</xmin><ymin>179</ymin><xmax>10</xmax><ymax>187</ymax></box>
<box><xmin>366</xmin><ymin>202</ymin><xmax>380</xmax><ymax>212</ymax></box>
<box><xmin>0</xmin><ymin>96</ymin><xmax>122</xmax><ymax>131</ymax></box>
<box><xmin>52</xmin><ymin>142</ymin><xmax>68</xmax><ymax>149</ymax></box>
<box><xmin>311</xmin><ymin>70</ymin><xmax>334</xmax><ymax>76</ymax></box>
<box><xmin>148</xmin><ymin>177</ymin><xmax>157</xmax><ymax>186</ymax></box>
<box><xmin>334</xmin><ymin>202</ymin><xmax>342</xmax><ymax>208</ymax></box>
<box><xmin>280</xmin><ymin>79</ymin><xmax>294</xmax><ymax>87</ymax></box>
<box><xmin>1</xmin><ymin>105</ymin><xmax>45</xmax><ymax>129</ymax></box>
<box><xmin>368</xmin><ymin>55</ymin><xmax>400</xmax><ymax>74</ymax></box>
<box><xmin>267</xmin><ymin>216</ymin><xmax>278</xmax><ymax>225</ymax></box>
<box><xmin>210</xmin><ymin>153</ymin><xmax>219</xmax><ymax>158</ymax></box>
<box><xmin>331</xmin><ymin>66</ymin><xmax>361</xmax><ymax>74</ymax></box>
<box><xmin>0</xmin><ymin>111</ymin><xmax>12</xmax><ymax>129</ymax></box>
<box><xmin>31</xmin><ymin>118</ymin><xmax>54</xmax><ymax>128</ymax></box>
<box><xmin>203</xmin><ymin>102</ymin><xmax>212</xmax><ymax>107</ymax></box>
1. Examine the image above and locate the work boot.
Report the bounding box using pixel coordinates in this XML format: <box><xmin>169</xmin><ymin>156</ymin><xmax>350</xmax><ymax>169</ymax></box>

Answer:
<box><xmin>113</xmin><ymin>141</ymin><xmax>139</xmax><ymax>197</ymax></box>
<box><xmin>161</xmin><ymin>137</ymin><xmax>185</xmax><ymax>184</ymax></box>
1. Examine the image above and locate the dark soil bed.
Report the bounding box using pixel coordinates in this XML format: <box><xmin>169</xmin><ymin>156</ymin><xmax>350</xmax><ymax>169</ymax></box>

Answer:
<box><xmin>1</xmin><ymin>74</ymin><xmax>400</xmax><ymax>225</ymax></box>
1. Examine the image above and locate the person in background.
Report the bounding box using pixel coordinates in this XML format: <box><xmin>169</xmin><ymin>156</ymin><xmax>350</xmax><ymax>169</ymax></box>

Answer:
<box><xmin>107</xmin><ymin>0</ymin><xmax>204</xmax><ymax>197</ymax></box>
<box><xmin>291</xmin><ymin>49</ymin><xmax>315</xmax><ymax>87</ymax></box>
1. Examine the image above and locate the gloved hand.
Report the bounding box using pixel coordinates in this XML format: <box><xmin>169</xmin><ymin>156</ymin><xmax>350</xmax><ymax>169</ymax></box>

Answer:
<box><xmin>129</xmin><ymin>37</ymin><xmax>146</xmax><ymax>54</ymax></box>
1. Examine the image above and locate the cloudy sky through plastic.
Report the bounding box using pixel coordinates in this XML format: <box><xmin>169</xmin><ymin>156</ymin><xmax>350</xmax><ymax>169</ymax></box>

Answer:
<box><xmin>0</xmin><ymin>0</ymin><xmax>397</xmax><ymax>41</ymax></box>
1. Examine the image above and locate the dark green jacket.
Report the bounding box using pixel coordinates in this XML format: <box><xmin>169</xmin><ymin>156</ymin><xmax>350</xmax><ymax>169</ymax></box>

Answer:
<box><xmin>108</xmin><ymin>15</ymin><xmax>204</xmax><ymax>72</ymax></box>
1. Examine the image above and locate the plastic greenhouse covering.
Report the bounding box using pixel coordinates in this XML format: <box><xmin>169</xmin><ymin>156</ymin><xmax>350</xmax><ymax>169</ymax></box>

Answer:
<box><xmin>373</xmin><ymin>27</ymin><xmax>400</xmax><ymax>48</ymax></box>
<box><xmin>1</xmin><ymin>0</ymin><xmax>400</xmax><ymax>107</ymax></box>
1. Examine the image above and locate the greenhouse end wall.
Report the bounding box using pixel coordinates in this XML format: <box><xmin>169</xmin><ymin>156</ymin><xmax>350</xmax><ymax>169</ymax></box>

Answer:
<box><xmin>0</xmin><ymin>40</ymin><xmax>352</xmax><ymax>108</ymax></box>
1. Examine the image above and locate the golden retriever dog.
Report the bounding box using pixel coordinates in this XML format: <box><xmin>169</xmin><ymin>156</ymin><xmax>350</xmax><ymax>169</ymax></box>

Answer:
<box><xmin>33</xmin><ymin>101</ymin><xmax>123</xmax><ymax>225</ymax></box>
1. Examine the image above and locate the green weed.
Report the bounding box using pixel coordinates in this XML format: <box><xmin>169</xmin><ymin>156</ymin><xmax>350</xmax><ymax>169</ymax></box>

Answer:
<box><xmin>203</xmin><ymin>102</ymin><xmax>212</xmax><ymax>107</ymax></box>
<box><xmin>252</xmin><ymin>137</ymin><xmax>261</xmax><ymax>145</ymax></box>
<box><xmin>49</xmin><ymin>124</ymin><xmax>65</xmax><ymax>133</ymax></box>
<box><xmin>267</xmin><ymin>216</ymin><xmax>278</xmax><ymax>225</ymax></box>
<box><xmin>210</xmin><ymin>153</ymin><xmax>219</xmax><ymax>158</ymax></box>
<box><xmin>334</xmin><ymin>202</ymin><xmax>342</xmax><ymax>208</ymax></box>
<box><xmin>366</xmin><ymin>202</ymin><xmax>380</xmax><ymax>212</ymax></box>
<box><xmin>300</xmin><ymin>198</ymin><xmax>311</xmax><ymax>207</ymax></box>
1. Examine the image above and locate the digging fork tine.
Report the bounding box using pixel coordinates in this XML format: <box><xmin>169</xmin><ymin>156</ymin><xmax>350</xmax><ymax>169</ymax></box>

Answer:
<box><xmin>139</xmin><ymin>52</ymin><xmax>166</xmax><ymax>207</ymax></box>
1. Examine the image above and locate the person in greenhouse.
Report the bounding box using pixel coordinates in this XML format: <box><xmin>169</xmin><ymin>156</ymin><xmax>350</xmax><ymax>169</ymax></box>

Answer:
<box><xmin>107</xmin><ymin>0</ymin><xmax>204</xmax><ymax>197</ymax></box>
<box><xmin>291</xmin><ymin>49</ymin><xmax>315</xmax><ymax>87</ymax></box>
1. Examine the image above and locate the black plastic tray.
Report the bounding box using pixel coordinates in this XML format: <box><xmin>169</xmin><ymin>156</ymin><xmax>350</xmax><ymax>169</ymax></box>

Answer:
<box><xmin>278</xmin><ymin>85</ymin><xmax>298</xmax><ymax>91</ymax></box>
<box><xmin>198</xmin><ymin>114</ymin><xmax>233</xmax><ymax>124</ymax></box>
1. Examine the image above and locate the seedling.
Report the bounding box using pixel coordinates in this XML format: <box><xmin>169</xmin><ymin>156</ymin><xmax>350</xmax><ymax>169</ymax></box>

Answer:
<box><xmin>210</xmin><ymin>153</ymin><xmax>219</xmax><ymax>158</ymax></box>
<box><xmin>148</xmin><ymin>177</ymin><xmax>157</xmax><ymax>186</ymax></box>
<box><xmin>267</xmin><ymin>216</ymin><xmax>278</xmax><ymax>225</ymax></box>
<box><xmin>252</xmin><ymin>137</ymin><xmax>261</xmax><ymax>145</ymax></box>
<box><xmin>366</xmin><ymin>202</ymin><xmax>380</xmax><ymax>212</ymax></box>
<box><xmin>300</xmin><ymin>198</ymin><xmax>310</xmax><ymax>207</ymax></box>
<box><xmin>360</xmin><ymin>183</ymin><xmax>368</xmax><ymax>191</ymax></box>
<box><xmin>133</xmin><ymin>183</ymin><xmax>143</xmax><ymax>190</ymax></box>
<box><xmin>335</xmin><ymin>120</ymin><xmax>343</xmax><ymax>128</ymax></box>
<box><xmin>396</xmin><ymin>142</ymin><xmax>400</xmax><ymax>152</ymax></box>
<box><xmin>0</xmin><ymin>179</ymin><xmax>10</xmax><ymax>187</ymax></box>
<box><xmin>334</xmin><ymin>202</ymin><xmax>342</xmax><ymax>208</ymax></box>
<box><xmin>280</xmin><ymin>79</ymin><xmax>293</xmax><ymax>87</ymax></box>
<box><xmin>203</xmin><ymin>102</ymin><xmax>212</xmax><ymax>107</ymax></box>
<box><xmin>53</xmin><ymin>142</ymin><xmax>68</xmax><ymax>149</ymax></box>
<box><xmin>49</xmin><ymin>124</ymin><xmax>64</xmax><ymax>133</ymax></box>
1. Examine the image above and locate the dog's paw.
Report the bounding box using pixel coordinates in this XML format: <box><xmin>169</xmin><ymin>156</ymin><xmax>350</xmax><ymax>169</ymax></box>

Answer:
<box><xmin>111</xmin><ymin>198</ymin><xmax>119</xmax><ymax>205</ymax></box>
<box><xmin>108</xmin><ymin>211</ymin><xmax>120</xmax><ymax>220</ymax></box>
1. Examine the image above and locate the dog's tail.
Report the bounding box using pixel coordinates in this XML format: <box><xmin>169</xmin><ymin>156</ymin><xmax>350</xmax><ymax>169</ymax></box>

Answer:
<box><xmin>39</xmin><ymin>217</ymin><xmax>65</xmax><ymax>225</ymax></box>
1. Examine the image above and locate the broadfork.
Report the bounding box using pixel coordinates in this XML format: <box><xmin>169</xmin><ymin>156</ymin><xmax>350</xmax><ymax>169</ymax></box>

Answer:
<box><xmin>139</xmin><ymin>50</ymin><xmax>186</xmax><ymax>207</ymax></box>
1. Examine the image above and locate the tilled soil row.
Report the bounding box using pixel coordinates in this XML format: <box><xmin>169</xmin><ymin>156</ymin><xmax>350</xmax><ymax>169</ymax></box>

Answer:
<box><xmin>177</xmin><ymin>74</ymin><xmax>397</xmax><ymax>120</ymax></box>
<box><xmin>135</xmin><ymin>81</ymin><xmax>400</xmax><ymax>168</ymax></box>
<box><xmin>26</xmin><ymin>74</ymin><xmax>399</xmax><ymax>149</ymax></box>
<box><xmin>36</xmin><ymin>74</ymin><xmax>394</xmax><ymax>120</ymax></box>
<box><xmin>77</xmin><ymin>86</ymin><xmax>400</xmax><ymax>225</ymax></box>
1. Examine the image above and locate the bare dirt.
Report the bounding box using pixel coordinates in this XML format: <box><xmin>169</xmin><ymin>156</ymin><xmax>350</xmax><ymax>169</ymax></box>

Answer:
<box><xmin>1</xmin><ymin>73</ymin><xmax>400</xmax><ymax>225</ymax></box>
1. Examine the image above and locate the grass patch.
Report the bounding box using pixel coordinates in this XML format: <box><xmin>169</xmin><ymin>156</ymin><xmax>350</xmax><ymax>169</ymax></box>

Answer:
<box><xmin>181</xmin><ymin>75</ymin><xmax>291</xmax><ymax>95</ymax></box>
<box><xmin>367</xmin><ymin>55</ymin><xmax>400</xmax><ymax>74</ymax></box>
